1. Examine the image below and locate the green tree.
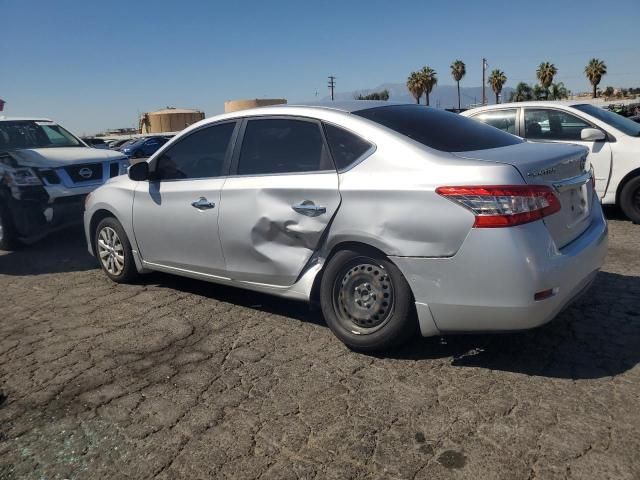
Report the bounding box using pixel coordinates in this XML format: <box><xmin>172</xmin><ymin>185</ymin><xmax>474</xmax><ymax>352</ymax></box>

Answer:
<box><xmin>450</xmin><ymin>60</ymin><xmax>466</xmax><ymax>109</ymax></box>
<box><xmin>509</xmin><ymin>82</ymin><xmax>534</xmax><ymax>102</ymax></box>
<box><xmin>420</xmin><ymin>66</ymin><xmax>438</xmax><ymax>106</ymax></box>
<box><xmin>406</xmin><ymin>72</ymin><xmax>424</xmax><ymax>104</ymax></box>
<box><xmin>355</xmin><ymin>89</ymin><xmax>390</xmax><ymax>101</ymax></box>
<box><xmin>585</xmin><ymin>58</ymin><xmax>607</xmax><ymax>98</ymax></box>
<box><xmin>532</xmin><ymin>84</ymin><xmax>546</xmax><ymax>100</ymax></box>
<box><xmin>487</xmin><ymin>69</ymin><xmax>507</xmax><ymax>104</ymax></box>
<box><xmin>548</xmin><ymin>82</ymin><xmax>569</xmax><ymax>100</ymax></box>
<box><xmin>536</xmin><ymin>62</ymin><xmax>558</xmax><ymax>99</ymax></box>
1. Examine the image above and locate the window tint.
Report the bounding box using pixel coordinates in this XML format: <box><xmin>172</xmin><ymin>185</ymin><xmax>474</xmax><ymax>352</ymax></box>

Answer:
<box><xmin>471</xmin><ymin>109</ymin><xmax>517</xmax><ymax>135</ymax></box>
<box><xmin>572</xmin><ymin>104</ymin><xmax>640</xmax><ymax>137</ymax></box>
<box><xmin>155</xmin><ymin>122</ymin><xmax>235</xmax><ymax>180</ymax></box>
<box><xmin>323</xmin><ymin>123</ymin><xmax>372</xmax><ymax>170</ymax></box>
<box><xmin>238</xmin><ymin>119</ymin><xmax>333</xmax><ymax>175</ymax></box>
<box><xmin>524</xmin><ymin>109</ymin><xmax>591</xmax><ymax>141</ymax></box>
<box><xmin>354</xmin><ymin>105</ymin><xmax>522</xmax><ymax>152</ymax></box>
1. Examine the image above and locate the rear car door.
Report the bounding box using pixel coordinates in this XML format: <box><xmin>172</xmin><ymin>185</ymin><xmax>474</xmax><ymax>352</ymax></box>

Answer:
<box><xmin>132</xmin><ymin>121</ymin><xmax>238</xmax><ymax>276</ymax></box>
<box><xmin>219</xmin><ymin>117</ymin><xmax>341</xmax><ymax>286</ymax></box>
<box><xmin>523</xmin><ymin>108</ymin><xmax>612</xmax><ymax>197</ymax></box>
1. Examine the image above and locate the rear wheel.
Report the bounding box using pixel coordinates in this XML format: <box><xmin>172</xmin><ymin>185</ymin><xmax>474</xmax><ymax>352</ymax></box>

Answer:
<box><xmin>0</xmin><ymin>202</ymin><xmax>18</xmax><ymax>251</ymax></box>
<box><xmin>320</xmin><ymin>248</ymin><xmax>416</xmax><ymax>351</ymax></box>
<box><xmin>94</xmin><ymin>217</ymin><xmax>139</xmax><ymax>283</ymax></box>
<box><xmin>620</xmin><ymin>176</ymin><xmax>640</xmax><ymax>224</ymax></box>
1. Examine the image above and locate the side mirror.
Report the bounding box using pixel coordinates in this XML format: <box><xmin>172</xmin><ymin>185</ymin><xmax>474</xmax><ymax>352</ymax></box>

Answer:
<box><xmin>128</xmin><ymin>161</ymin><xmax>149</xmax><ymax>181</ymax></box>
<box><xmin>581</xmin><ymin>128</ymin><xmax>606</xmax><ymax>142</ymax></box>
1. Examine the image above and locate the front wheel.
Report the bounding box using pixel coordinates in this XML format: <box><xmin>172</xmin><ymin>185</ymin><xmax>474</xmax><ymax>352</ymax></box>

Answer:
<box><xmin>619</xmin><ymin>176</ymin><xmax>640</xmax><ymax>224</ymax></box>
<box><xmin>320</xmin><ymin>248</ymin><xmax>416</xmax><ymax>351</ymax></box>
<box><xmin>94</xmin><ymin>217</ymin><xmax>139</xmax><ymax>283</ymax></box>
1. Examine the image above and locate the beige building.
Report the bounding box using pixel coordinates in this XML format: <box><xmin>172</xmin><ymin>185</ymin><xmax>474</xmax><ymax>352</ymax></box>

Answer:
<box><xmin>224</xmin><ymin>99</ymin><xmax>287</xmax><ymax>113</ymax></box>
<box><xmin>140</xmin><ymin>107</ymin><xmax>205</xmax><ymax>134</ymax></box>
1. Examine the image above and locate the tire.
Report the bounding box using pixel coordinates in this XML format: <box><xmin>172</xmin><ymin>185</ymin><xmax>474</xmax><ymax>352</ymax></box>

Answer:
<box><xmin>320</xmin><ymin>247</ymin><xmax>417</xmax><ymax>351</ymax></box>
<box><xmin>0</xmin><ymin>202</ymin><xmax>18</xmax><ymax>251</ymax></box>
<box><xmin>94</xmin><ymin>217</ymin><xmax>139</xmax><ymax>283</ymax></box>
<box><xmin>619</xmin><ymin>176</ymin><xmax>640</xmax><ymax>224</ymax></box>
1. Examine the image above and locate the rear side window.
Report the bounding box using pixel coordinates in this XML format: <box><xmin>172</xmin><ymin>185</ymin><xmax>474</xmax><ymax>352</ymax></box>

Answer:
<box><xmin>238</xmin><ymin>119</ymin><xmax>334</xmax><ymax>175</ymax></box>
<box><xmin>323</xmin><ymin>123</ymin><xmax>372</xmax><ymax>171</ymax></box>
<box><xmin>354</xmin><ymin>105</ymin><xmax>523</xmax><ymax>152</ymax></box>
<box><xmin>471</xmin><ymin>109</ymin><xmax>517</xmax><ymax>135</ymax></box>
<box><xmin>155</xmin><ymin>122</ymin><xmax>235</xmax><ymax>180</ymax></box>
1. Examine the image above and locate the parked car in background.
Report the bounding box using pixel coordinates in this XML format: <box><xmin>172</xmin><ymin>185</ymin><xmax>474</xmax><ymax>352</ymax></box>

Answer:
<box><xmin>462</xmin><ymin>102</ymin><xmax>640</xmax><ymax>222</ymax></box>
<box><xmin>120</xmin><ymin>136</ymin><xmax>169</xmax><ymax>158</ymax></box>
<box><xmin>0</xmin><ymin>117</ymin><xmax>129</xmax><ymax>249</ymax></box>
<box><xmin>108</xmin><ymin>138</ymin><xmax>134</xmax><ymax>149</ymax></box>
<box><xmin>85</xmin><ymin>103</ymin><xmax>607</xmax><ymax>351</ymax></box>
<box><xmin>81</xmin><ymin>137</ymin><xmax>109</xmax><ymax>149</ymax></box>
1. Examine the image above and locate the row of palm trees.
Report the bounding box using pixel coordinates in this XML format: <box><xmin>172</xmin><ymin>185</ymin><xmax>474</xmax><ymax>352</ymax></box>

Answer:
<box><xmin>406</xmin><ymin>58</ymin><xmax>608</xmax><ymax>107</ymax></box>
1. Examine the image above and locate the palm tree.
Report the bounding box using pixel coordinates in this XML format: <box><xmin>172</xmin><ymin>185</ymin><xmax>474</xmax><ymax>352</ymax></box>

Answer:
<box><xmin>450</xmin><ymin>60</ymin><xmax>466</xmax><ymax>109</ymax></box>
<box><xmin>487</xmin><ymin>69</ymin><xmax>507</xmax><ymax>104</ymax></box>
<box><xmin>420</xmin><ymin>66</ymin><xmax>438</xmax><ymax>106</ymax></box>
<box><xmin>406</xmin><ymin>71</ymin><xmax>424</xmax><ymax>104</ymax></box>
<box><xmin>585</xmin><ymin>58</ymin><xmax>607</xmax><ymax>98</ymax></box>
<box><xmin>509</xmin><ymin>82</ymin><xmax>534</xmax><ymax>102</ymax></box>
<box><xmin>536</xmin><ymin>62</ymin><xmax>557</xmax><ymax>100</ymax></box>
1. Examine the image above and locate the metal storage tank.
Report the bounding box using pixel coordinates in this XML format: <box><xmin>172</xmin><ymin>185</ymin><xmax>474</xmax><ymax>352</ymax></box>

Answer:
<box><xmin>140</xmin><ymin>107</ymin><xmax>205</xmax><ymax>134</ymax></box>
<box><xmin>224</xmin><ymin>99</ymin><xmax>287</xmax><ymax>113</ymax></box>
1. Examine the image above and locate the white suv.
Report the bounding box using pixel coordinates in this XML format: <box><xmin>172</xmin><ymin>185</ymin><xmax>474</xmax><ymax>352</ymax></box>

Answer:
<box><xmin>462</xmin><ymin>102</ymin><xmax>640</xmax><ymax>222</ymax></box>
<box><xmin>0</xmin><ymin>117</ymin><xmax>130</xmax><ymax>249</ymax></box>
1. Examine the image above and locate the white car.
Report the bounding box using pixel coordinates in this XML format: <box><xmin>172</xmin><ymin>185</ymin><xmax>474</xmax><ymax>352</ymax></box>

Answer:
<box><xmin>462</xmin><ymin>102</ymin><xmax>640</xmax><ymax>222</ymax></box>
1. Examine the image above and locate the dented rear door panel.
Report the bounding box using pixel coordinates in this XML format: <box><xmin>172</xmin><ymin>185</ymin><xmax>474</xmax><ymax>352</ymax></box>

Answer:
<box><xmin>219</xmin><ymin>172</ymin><xmax>341</xmax><ymax>286</ymax></box>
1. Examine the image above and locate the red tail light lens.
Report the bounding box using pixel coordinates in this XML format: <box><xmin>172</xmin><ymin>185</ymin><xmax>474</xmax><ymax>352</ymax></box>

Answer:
<box><xmin>436</xmin><ymin>185</ymin><xmax>561</xmax><ymax>228</ymax></box>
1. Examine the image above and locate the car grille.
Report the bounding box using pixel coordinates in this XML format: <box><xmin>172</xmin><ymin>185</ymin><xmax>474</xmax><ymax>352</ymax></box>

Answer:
<box><xmin>65</xmin><ymin>163</ymin><xmax>103</xmax><ymax>183</ymax></box>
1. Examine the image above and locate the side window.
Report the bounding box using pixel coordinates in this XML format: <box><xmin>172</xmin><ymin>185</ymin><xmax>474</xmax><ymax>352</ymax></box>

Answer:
<box><xmin>323</xmin><ymin>123</ymin><xmax>372</xmax><ymax>171</ymax></box>
<box><xmin>524</xmin><ymin>109</ymin><xmax>591</xmax><ymax>141</ymax></box>
<box><xmin>154</xmin><ymin>122</ymin><xmax>236</xmax><ymax>180</ymax></box>
<box><xmin>471</xmin><ymin>109</ymin><xmax>517</xmax><ymax>135</ymax></box>
<box><xmin>40</xmin><ymin>125</ymin><xmax>70</xmax><ymax>145</ymax></box>
<box><xmin>237</xmin><ymin>119</ymin><xmax>333</xmax><ymax>175</ymax></box>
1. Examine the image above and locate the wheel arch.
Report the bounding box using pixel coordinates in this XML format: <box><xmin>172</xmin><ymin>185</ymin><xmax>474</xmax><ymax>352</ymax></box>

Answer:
<box><xmin>89</xmin><ymin>208</ymin><xmax>122</xmax><ymax>254</ymax></box>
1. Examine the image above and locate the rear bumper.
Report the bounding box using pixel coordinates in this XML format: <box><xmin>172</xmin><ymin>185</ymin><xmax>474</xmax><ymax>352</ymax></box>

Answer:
<box><xmin>391</xmin><ymin>199</ymin><xmax>608</xmax><ymax>336</ymax></box>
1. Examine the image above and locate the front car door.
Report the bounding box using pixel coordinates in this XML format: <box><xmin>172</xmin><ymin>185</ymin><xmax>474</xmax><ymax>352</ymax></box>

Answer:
<box><xmin>132</xmin><ymin>121</ymin><xmax>238</xmax><ymax>276</ymax></box>
<box><xmin>219</xmin><ymin>117</ymin><xmax>341</xmax><ymax>286</ymax></box>
<box><xmin>522</xmin><ymin>107</ymin><xmax>613</xmax><ymax>197</ymax></box>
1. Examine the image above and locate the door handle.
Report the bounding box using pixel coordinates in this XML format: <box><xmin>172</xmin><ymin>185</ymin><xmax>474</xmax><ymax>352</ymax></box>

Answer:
<box><xmin>191</xmin><ymin>197</ymin><xmax>215</xmax><ymax>210</ymax></box>
<box><xmin>292</xmin><ymin>201</ymin><xmax>326</xmax><ymax>217</ymax></box>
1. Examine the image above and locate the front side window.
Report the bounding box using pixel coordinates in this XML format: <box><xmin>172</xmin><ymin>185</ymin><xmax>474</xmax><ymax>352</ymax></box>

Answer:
<box><xmin>323</xmin><ymin>123</ymin><xmax>372</xmax><ymax>171</ymax></box>
<box><xmin>471</xmin><ymin>109</ymin><xmax>518</xmax><ymax>135</ymax></box>
<box><xmin>572</xmin><ymin>104</ymin><xmax>640</xmax><ymax>137</ymax></box>
<box><xmin>524</xmin><ymin>109</ymin><xmax>591</xmax><ymax>141</ymax></box>
<box><xmin>154</xmin><ymin>122</ymin><xmax>236</xmax><ymax>180</ymax></box>
<box><xmin>237</xmin><ymin>119</ymin><xmax>333</xmax><ymax>175</ymax></box>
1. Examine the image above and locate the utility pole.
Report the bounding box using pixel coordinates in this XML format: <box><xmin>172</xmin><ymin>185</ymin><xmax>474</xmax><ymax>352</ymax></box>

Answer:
<box><xmin>328</xmin><ymin>75</ymin><xmax>336</xmax><ymax>101</ymax></box>
<box><xmin>482</xmin><ymin>58</ymin><xmax>488</xmax><ymax>105</ymax></box>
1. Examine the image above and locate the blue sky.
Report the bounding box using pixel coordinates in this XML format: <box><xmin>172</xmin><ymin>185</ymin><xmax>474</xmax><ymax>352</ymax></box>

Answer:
<box><xmin>2</xmin><ymin>0</ymin><xmax>638</xmax><ymax>134</ymax></box>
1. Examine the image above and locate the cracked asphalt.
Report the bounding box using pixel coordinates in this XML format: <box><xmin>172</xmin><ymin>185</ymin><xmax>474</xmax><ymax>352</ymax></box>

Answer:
<box><xmin>0</xmin><ymin>209</ymin><xmax>639</xmax><ymax>479</ymax></box>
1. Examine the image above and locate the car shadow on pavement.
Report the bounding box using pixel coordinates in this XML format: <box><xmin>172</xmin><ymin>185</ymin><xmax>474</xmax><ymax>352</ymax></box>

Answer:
<box><xmin>0</xmin><ymin>226</ymin><xmax>96</xmax><ymax>276</ymax></box>
<box><xmin>147</xmin><ymin>269</ymin><xmax>640</xmax><ymax>380</ymax></box>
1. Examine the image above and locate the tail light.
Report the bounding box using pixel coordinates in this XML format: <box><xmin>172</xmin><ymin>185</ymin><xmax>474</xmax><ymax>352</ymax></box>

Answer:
<box><xmin>436</xmin><ymin>185</ymin><xmax>561</xmax><ymax>228</ymax></box>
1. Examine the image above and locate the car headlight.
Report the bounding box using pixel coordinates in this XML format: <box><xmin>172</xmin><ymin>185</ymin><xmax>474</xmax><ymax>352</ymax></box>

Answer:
<box><xmin>3</xmin><ymin>167</ymin><xmax>43</xmax><ymax>186</ymax></box>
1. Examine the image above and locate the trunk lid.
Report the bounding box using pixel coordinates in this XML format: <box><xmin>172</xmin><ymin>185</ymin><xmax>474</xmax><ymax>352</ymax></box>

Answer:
<box><xmin>453</xmin><ymin>141</ymin><xmax>593</xmax><ymax>248</ymax></box>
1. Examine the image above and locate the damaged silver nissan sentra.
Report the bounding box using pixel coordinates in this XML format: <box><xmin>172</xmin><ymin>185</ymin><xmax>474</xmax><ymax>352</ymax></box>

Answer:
<box><xmin>84</xmin><ymin>102</ymin><xmax>608</xmax><ymax>351</ymax></box>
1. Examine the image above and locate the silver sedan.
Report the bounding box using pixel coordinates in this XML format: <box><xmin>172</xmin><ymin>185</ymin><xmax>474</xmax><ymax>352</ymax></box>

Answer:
<box><xmin>84</xmin><ymin>102</ymin><xmax>608</xmax><ymax>351</ymax></box>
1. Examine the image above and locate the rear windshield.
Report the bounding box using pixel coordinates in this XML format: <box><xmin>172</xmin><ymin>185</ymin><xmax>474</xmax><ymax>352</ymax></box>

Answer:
<box><xmin>354</xmin><ymin>105</ymin><xmax>523</xmax><ymax>152</ymax></box>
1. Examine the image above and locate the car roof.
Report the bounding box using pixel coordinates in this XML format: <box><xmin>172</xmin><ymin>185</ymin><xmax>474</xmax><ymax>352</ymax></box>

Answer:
<box><xmin>277</xmin><ymin>100</ymin><xmax>409</xmax><ymax>113</ymax></box>
<box><xmin>0</xmin><ymin>116</ymin><xmax>54</xmax><ymax>122</ymax></box>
